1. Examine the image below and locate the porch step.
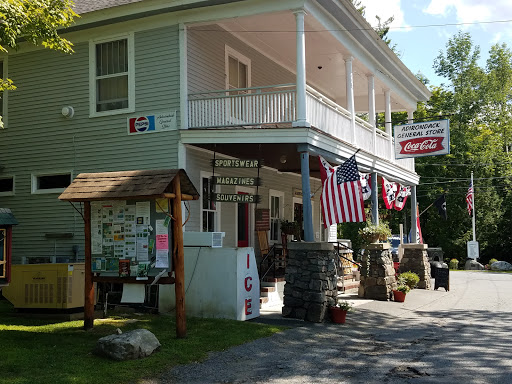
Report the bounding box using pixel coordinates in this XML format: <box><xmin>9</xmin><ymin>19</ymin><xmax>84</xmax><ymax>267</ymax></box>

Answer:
<box><xmin>262</xmin><ymin>277</ymin><xmax>285</xmax><ymax>283</ymax></box>
<box><xmin>260</xmin><ymin>286</ymin><xmax>276</xmax><ymax>297</ymax></box>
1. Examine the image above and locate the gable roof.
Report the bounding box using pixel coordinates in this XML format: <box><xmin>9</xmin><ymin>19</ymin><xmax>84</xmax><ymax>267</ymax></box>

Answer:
<box><xmin>59</xmin><ymin>169</ymin><xmax>199</xmax><ymax>202</ymax></box>
<box><xmin>0</xmin><ymin>208</ymin><xmax>18</xmax><ymax>226</ymax></box>
<box><xmin>73</xmin><ymin>0</ymin><xmax>145</xmax><ymax>15</ymax></box>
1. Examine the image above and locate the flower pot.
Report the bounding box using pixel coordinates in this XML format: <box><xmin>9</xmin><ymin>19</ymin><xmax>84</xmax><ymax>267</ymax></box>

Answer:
<box><xmin>393</xmin><ymin>290</ymin><xmax>406</xmax><ymax>302</ymax></box>
<box><xmin>330</xmin><ymin>306</ymin><xmax>348</xmax><ymax>324</ymax></box>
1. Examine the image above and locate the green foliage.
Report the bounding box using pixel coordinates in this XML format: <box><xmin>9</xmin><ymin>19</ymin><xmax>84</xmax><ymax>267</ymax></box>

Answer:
<box><xmin>395</xmin><ymin>276</ymin><xmax>411</xmax><ymax>293</ymax></box>
<box><xmin>415</xmin><ymin>32</ymin><xmax>512</xmax><ymax>263</ymax></box>
<box><xmin>398</xmin><ymin>271</ymin><xmax>420</xmax><ymax>289</ymax></box>
<box><xmin>358</xmin><ymin>219</ymin><xmax>391</xmax><ymax>245</ymax></box>
<box><xmin>449</xmin><ymin>258</ymin><xmax>460</xmax><ymax>270</ymax></box>
<box><xmin>488</xmin><ymin>258</ymin><xmax>498</xmax><ymax>266</ymax></box>
<box><xmin>336</xmin><ymin>299</ymin><xmax>354</xmax><ymax>311</ymax></box>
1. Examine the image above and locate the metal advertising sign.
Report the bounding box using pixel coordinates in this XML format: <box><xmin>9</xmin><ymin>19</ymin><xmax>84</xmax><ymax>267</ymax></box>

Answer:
<box><xmin>127</xmin><ymin>111</ymin><xmax>177</xmax><ymax>134</ymax></box>
<box><xmin>394</xmin><ymin>120</ymin><xmax>450</xmax><ymax>159</ymax></box>
<box><xmin>210</xmin><ymin>159</ymin><xmax>262</xmax><ymax>168</ymax></box>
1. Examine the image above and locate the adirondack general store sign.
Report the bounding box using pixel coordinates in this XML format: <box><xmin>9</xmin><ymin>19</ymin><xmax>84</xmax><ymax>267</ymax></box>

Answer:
<box><xmin>394</xmin><ymin>120</ymin><xmax>450</xmax><ymax>159</ymax></box>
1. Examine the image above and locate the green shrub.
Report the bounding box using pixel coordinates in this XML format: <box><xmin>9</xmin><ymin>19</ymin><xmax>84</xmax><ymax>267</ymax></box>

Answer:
<box><xmin>398</xmin><ymin>271</ymin><xmax>420</xmax><ymax>289</ymax></box>
<box><xmin>449</xmin><ymin>258</ymin><xmax>459</xmax><ymax>270</ymax></box>
<box><xmin>488</xmin><ymin>258</ymin><xmax>498</xmax><ymax>266</ymax></box>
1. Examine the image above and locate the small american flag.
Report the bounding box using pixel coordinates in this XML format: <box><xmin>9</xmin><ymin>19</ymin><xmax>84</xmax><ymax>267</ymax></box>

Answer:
<box><xmin>466</xmin><ymin>181</ymin><xmax>474</xmax><ymax>215</ymax></box>
<box><xmin>319</xmin><ymin>155</ymin><xmax>366</xmax><ymax>227</ymax></box>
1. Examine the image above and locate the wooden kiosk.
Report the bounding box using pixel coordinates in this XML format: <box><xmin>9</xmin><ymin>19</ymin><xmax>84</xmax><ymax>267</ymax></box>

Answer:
<box><xmin>59</xmin><ymin>169</ymin><xmax>199</xmax><ymax>337</ymax></box>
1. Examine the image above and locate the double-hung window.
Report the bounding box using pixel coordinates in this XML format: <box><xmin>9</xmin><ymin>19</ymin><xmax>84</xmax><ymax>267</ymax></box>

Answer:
<box><xmin>90</xmin><ymin>35</ymin><xmax>134</xmax><ymax>116</ymax></box>
<box><xmin>201</xmin><ymin>173</ymin><xmax>220</xmax><ymax>232</ymax></box>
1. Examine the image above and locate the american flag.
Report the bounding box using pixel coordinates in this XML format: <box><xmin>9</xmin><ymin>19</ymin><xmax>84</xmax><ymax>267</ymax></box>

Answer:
<box><xmin>319</xmin><ymin>155</ymin><xmax>366</xmax><ymax>227</ymax></box>
<box><xmin>466</xmin><ymin>181</ymin><xmax>474</xmax><ymax>215</ymax></box>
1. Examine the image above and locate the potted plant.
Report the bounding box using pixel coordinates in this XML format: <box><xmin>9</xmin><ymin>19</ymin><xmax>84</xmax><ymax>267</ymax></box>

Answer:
<box><xmin>358</xmin><ymin>220</ymin><xmax>391</xmax><ymax>245</ymax></box>
<box><xmin>280</xmin><ymin>220</ymin><xmax>300</xmax><ymax>237</ymax></box>
<box><xmin>329</xmin><ymin>299</ymin><xmax>353</xmax><ymax>324</ymax></box>
<box><xmin>393</xmin><ymin>276</ymin><xmax>410</xmax><ymax>302</ymax></box>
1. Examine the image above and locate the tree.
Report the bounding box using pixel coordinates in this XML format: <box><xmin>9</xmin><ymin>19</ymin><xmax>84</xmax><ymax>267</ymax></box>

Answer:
<box><xmin>0</xmin><ymin>0</ymin><xmax>77</xmax><ymax>126</ymax></box>
<box><xmin>416</xmin><ymin>32</ymin><xmax>512</xmax><ymax>263</ymax></box>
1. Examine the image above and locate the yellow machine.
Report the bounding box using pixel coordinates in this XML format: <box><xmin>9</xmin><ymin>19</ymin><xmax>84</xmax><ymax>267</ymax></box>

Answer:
<box><xmin>2</xmin><ymin>263</ymin><xmax>85</xmax><ymax>309</ymax></box>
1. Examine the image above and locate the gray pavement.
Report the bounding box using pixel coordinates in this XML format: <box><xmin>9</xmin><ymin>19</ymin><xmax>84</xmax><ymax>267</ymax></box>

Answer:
<box><xmin>148</xmin><ymin>271</ymin><xmax>512</xmax><ymax>384</ymax></box>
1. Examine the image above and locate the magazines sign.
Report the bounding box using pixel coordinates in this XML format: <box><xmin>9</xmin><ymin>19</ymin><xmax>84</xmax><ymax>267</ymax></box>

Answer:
<box><xmin>394</xmin><ymin>120</ymin><xmax>450</xmax><ymax>159</ymax></box>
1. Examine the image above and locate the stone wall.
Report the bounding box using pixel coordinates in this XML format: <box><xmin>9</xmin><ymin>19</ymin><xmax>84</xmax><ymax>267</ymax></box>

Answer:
<box><xmin>399</xmin><ymin>244</ymin><xmax>431</xmax><ymax>289</ymax></box>
<box><xmin>358</xmin><ymin>243</ymin><xmax>397</xmax><ymax>301</ymax></box>
<box><xmin>282</xmin><ymin>242</ymin><xmax>337</xmax><ymax>322</ymax></box>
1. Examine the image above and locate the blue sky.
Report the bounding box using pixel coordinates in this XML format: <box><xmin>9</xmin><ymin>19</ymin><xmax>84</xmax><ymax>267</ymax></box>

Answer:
<box><xmin>360</xmin><ymin>0</ymin><xmax>512</xmax><ymax>87</ymax></box>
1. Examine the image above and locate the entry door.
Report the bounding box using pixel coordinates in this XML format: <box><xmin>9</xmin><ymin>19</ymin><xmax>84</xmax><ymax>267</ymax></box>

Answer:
<box><xmin>237</xmin><ymin>192</ymin><xmax>249</xmax><ymax>247</ymax></box>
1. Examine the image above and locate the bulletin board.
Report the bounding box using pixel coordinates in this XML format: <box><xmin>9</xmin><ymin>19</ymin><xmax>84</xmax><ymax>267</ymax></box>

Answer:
<box><xmin>89</xmin><ymin>199</ymin><xmax>172</xmax><ymax>279</ymax></box>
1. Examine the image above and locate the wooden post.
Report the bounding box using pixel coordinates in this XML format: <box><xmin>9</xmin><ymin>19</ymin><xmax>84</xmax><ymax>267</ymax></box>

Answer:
<box><xmin>172</xmin><ymin>176</ymin><xmax>187</xmax><ymax>338</ymax></box>
<box><xmin>83</xmin><ymin>201</ymin><xmax>95</xmax><ymax>330</ymax></box>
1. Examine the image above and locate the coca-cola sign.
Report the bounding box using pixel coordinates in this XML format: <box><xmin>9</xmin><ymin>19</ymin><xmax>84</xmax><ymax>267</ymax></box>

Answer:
<box><xmin>394</xmin><ymin>120</ymin><xmax>450</xmax><ymax>159</ymax></box>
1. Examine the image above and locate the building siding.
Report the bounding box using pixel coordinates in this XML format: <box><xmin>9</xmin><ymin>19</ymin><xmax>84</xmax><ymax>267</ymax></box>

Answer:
<box><xmin>185</xmin><ymin>146</ymin><xmax>324</xmax><ymax>251</ymax></box>
<box><xmin>0</xmin><ymin>25</ymin><xmax>182</xmax><ymax>263</ymax></box>
<box><xmin>187</xmin><ymin>24</ymin><xmax>296</xmax><ymax>94</ymax></box>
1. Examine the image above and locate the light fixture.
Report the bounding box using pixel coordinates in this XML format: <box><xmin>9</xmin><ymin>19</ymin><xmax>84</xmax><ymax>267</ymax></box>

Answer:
<box><xmin>61</xmin><ymin>106</ymin><xmax>75</xmax><ymax>118</ymax></box>
<box><xmin>279</xmin><ymin>155</ymin><xmax>287</xmax><ymax>164</ymax></box>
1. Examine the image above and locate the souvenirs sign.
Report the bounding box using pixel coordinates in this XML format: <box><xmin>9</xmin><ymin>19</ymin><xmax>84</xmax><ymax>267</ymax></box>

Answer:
<box><xmin>211</xmin><ymin>193</ymin><xmax>261</xmax><ymax>204</ymax></box>
<box><xmin>394</xmin><ymin>120</ymin><xmax>450</xmax><ymax>159</ymax></box>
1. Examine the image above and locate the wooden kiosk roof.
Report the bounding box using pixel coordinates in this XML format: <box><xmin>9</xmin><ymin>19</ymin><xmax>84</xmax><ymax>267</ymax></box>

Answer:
<box><xmin>59</xmin><ymin>169</ymin><xmax>199</xmax><ymax>202</ymax></box>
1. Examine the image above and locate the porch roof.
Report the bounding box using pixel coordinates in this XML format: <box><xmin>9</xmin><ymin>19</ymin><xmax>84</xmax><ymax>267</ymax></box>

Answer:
<box><xmin>59</xmin><ymin>169</ymin><xmax>199</xmax><ymax>202</ymax></box>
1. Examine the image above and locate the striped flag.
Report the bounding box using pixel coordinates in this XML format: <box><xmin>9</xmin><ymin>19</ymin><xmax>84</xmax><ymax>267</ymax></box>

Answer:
<box><xmin>319</xmin><ymin>155</ymin><xmax>366</xmax><ymax>227</ymax></box>
<box><xmin>466</xmin><ymin>181</ymin><xmax>474</xmax><ymax>215</ymax></box>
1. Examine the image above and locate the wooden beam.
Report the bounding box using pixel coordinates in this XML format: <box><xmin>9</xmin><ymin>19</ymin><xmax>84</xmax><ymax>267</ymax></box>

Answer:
<box><xmin>172</xmin><ymin>177</ymin><xmax>187</xmax><ymax>338</ymax></box>
<box><xmin>162</xmin><ymin>193</ymin><xmax>198</xmax><ymax>201</ymax></box>
<box><xmin>92</xmin><ymin>276</ymin><xmax>175</xmax><ymax>284</ymax></box>
<box><xmin>83</xmin><ymin>201</ymin><xmax>95</xmax><ymax>330</ymax></box>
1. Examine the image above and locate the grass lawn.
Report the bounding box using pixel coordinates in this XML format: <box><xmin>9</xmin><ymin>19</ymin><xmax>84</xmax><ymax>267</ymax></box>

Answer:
<box><xmin>0</xmin><ymin>300</ymin><xmax>285</xmax><ymax>384</ymax></box>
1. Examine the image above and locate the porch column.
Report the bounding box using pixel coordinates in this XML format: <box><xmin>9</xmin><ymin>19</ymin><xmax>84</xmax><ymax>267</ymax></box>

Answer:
<box><xmin>384</xmin><ymin>89</ymin><xmax>392</xmax><ymax>159</ymax></box>
<box><xmin>367</xmin><ymin>74</ymin><xmax>376</xmax><ymax>153</ymax></box>
<box><xmin>345</xmin><ymin>56</ymin><xmax>356</xmax><ymax>142</ymax></box>
<box><xmin>410</xmin><ymin>185</ymin><xmax>418</xmax><ymax>243</ymax></box>
<box><xmin>371</xmin><ymin>172</ymin><xmax>378</xmax><ymax>225</ymax></box>
<box><xmin>293</xmin><ymin>10</ymin><xmax>310</xmax><ymax>127</ymax></box>
<box><xmin>300</xmin><ymin>151</ymin><xmax>314</xmax><ymax>242</ymax></box>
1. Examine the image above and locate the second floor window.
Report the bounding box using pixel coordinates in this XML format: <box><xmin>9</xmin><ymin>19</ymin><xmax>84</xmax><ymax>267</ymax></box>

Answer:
<box><xmin>92</xmin><ymin>36</ymin><xmax>133</xmax><ymax>115</ymax></box>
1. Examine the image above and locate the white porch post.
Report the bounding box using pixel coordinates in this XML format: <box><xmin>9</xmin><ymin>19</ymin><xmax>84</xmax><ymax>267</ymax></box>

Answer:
<box><xmin>179</xmin><ymin>23</ymin><xmax>188</xmax><ymax>130</ymax></box>
<box><xmin>367</xmin><ymin>74</ymin><xmax>376</xmax><ymax>153</ymax></box>
<box><xmin>385</xmin><ymin>89</ymin><xmax>392</xmax><ymax>159</ymax></box>
<box><xmin>411</xmin><ymin>185</ymin><xmax>418</xmax><ymax>243</ymax></box>
<box><xmin>293</xmin><ymin>10</ymin><xmax>309</xmax><ymax>127</ymax></box>
<box><xmin>345</xmin><ymin>56</ymin><xmax>356</xmax><ymax>142</ymax></box>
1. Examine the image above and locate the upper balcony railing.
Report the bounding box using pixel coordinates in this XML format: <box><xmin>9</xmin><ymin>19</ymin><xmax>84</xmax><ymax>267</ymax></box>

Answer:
<box><xmin>187</xmin><ymin>83</ymin><xmax>414</xmax><ymax>172</ymax></box>
<box><xmin>188</xmin><ymin>84</ymin><xmax>296</xmax><ymax>128</ymax></box>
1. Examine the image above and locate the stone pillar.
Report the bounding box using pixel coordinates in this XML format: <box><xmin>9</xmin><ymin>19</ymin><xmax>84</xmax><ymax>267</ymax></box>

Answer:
<box><xmin>282</xmin><ymin>242</ymin><xmax>337</xmax><ymax>322</ymax></box>
<box><xmin>358</xmin><ymin>243</ymin><xmax>397</xmax><ymax>300</ymax></box>
<box><xmin>399</xmin><ymin>243</ymin><xmax>431</xmax><ymax>289</ymax></box>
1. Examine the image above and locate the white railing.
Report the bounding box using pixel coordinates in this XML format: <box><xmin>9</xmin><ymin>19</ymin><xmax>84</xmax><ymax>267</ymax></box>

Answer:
<box><xmin>188</xmin><ymin>84</ymin><xmax>296</xmax><ymax>128</ymax></box>
<box><xmin>188</xmin><ymin>83</ymin><xmax>413</xmax><ymax>172</ymax></box>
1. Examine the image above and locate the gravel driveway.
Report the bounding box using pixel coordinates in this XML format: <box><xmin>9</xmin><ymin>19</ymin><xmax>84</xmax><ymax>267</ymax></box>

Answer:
<box><xmin>145</xmin><ymin>271</ymin><xmax>512</xmax><ymax>384</ymax></box>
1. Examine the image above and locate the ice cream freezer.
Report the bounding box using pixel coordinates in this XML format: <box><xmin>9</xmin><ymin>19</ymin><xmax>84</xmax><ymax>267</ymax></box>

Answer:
<box><xmin>159</xmin><ymin>247</ymin><xmax>260</xmax><ymax>321</ymax></box>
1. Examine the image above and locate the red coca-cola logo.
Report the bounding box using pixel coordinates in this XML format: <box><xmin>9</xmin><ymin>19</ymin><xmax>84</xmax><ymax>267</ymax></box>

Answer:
<box><xmin>399</xmin><ymin>137</ymin><xmax>444</xmax><ymax>154</ymax></box>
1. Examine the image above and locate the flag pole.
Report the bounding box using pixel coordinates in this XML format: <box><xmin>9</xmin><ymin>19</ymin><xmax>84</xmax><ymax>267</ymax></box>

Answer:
<box><xmin>471</xmin><ymin>171</ymin><xmax>476</xmax><ymax>241</ymax></box>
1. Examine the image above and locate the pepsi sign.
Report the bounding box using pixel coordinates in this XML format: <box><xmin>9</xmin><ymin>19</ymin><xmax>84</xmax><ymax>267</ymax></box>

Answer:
<box><xmin>128</xmin><ymin>115</ymin><xmax>156</xmax><ymax>134</ymax></box>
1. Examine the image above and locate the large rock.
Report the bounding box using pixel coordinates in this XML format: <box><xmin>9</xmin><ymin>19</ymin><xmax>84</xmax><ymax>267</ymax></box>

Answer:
<box><xmin>95</xmin><ymin>329</ymin><xmax>161</xmax><ymax>361</ymax></box>
<box><xmin>465</xmin><ymin>260</ymin><xmax>484</xmax><ymax>270</ymax></box>
<box><xmin>490</xmin><ymin>261</ymin><xmax>512</xmax><ymax>271</ymax></box>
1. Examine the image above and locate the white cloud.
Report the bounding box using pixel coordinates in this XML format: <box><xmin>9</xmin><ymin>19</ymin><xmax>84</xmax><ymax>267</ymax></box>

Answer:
<box><xmin>424</xmin><ymin>1</ymin><xmax>512</xmax><ymax>24</ymax></box>
<box><xmin>360</xmin><ymin>0</ymin><xmax>409</xmax><ymax>31</ymax></box>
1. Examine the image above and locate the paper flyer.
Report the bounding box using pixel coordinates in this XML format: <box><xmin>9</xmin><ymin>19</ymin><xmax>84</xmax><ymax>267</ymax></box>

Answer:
<box><xmin>155</xmin><ymin>198</ymin><xmax>168</xmax><ymax>213</ymax></box>
<box><xmin>155</xmin><ymin>249</ymin><xmax>169</xmax><ymax>268</ymax></box>
<box><xmin>156</xmin><ymin>235</ymin><xmax>168</xmax><ymax>250</ymax></box>
<box><xmin>136</xmin><ymin>201</ymin><xmax>150</xmax><ymax>225</ymax></box>
<box><xmin>155</xmin><ymin>219</ymin><xmax>167</xmax><ymax>235</ymax></box>
<box><xmin>136</xmin><ymin>261</ymin><xmax>150</xmax><ymax>280</ymax></box>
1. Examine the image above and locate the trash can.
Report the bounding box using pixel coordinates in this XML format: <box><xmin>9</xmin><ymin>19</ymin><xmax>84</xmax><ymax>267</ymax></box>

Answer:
<box><xmin>430</xmin><ymin>261</ymin><xmax>447</xmax><ymax>279</ymax></box>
